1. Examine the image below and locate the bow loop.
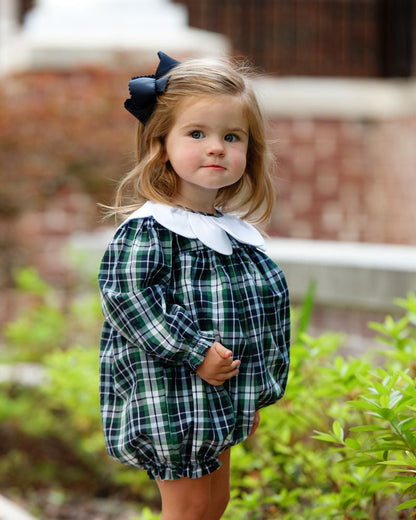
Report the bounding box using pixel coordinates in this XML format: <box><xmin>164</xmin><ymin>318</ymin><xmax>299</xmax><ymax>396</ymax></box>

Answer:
<box><xmin>128</xmin><ymin>76</ymin><xmax>156</xmax><ymax>104</ymax></box>
<box><xmin>124</xmin><ymin>51</ymin><xmax>180</xmax><ymax>124</ymax></box>
<box><xmin>155</xmin><ymin>76</ymin><xmax>169</xmax><ymax>94</ymax></box>
<box><xmin>155</xmin><ymin>51</ymin><xmax>180</xmax><ymax>78</ymax></box>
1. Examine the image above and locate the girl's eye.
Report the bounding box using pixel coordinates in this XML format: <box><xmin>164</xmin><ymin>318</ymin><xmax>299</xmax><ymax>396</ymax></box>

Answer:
<box><xmin>190</xmin><ymin>130</ymin><xmax>204</xmax><ymax>139</ymax></box>
<box><xmin>224</xmin><ymin>134</ymin><xmax>238</xmax><ymax>143</ymax></box>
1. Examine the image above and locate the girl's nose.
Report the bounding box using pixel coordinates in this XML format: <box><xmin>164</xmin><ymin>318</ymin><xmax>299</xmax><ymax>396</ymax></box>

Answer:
<box><xmin>207</xmin><ymin>138</ymin><xmax>225</xmax><ymax>156</ymax></box>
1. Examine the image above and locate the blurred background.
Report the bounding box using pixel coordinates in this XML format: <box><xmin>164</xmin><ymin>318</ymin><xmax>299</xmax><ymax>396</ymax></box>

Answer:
<box><xmin>1</xmin><ymin>1</ymin><xmax>416</xmax><ymax>519</ymax></box>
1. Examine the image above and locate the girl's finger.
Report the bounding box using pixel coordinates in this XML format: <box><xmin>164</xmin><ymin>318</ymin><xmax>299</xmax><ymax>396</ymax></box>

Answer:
<box><xmin>222</xmin><ymin>367</ymin><xmax>239</xmax><ymax>380</ymax></box>
<box><xmin>218</xmin><ymin>360</ymin><xmax>240</xmax><ymax>373</ymax></box>
<box><xmin>213</xmin><ymin>342</ymin><xmax>233</xmax><ymax>359</ymax></box>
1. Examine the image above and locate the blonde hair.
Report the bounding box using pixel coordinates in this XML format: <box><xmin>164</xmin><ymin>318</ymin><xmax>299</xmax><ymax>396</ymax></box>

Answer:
<box><xmin>113</xmin><ymin>56</ymin><xmax>275</xmax><ymax>227</ymax></box>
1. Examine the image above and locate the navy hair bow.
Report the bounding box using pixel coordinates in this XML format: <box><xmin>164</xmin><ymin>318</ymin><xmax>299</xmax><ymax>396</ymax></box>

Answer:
<box><xmin>124</xmin><ymin>51</ymin><xmax>180</xmax><ymax>124</ymax></box>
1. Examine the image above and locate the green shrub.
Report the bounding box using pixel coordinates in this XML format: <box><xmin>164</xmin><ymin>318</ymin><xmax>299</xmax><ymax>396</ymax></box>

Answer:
<box><xmin>0</xmin><ymin>269</ymin><xmax>158</xmax><ymax>504</ymax></box>
<box><xmin>311</xmin><ymin>294</ymin><xmax>416</xmax><ymax>518</ymax></box>
<box><xmin>224</xmin><ymin>293</ymin><xmax>416</xmax><ymax>520</ymax></box>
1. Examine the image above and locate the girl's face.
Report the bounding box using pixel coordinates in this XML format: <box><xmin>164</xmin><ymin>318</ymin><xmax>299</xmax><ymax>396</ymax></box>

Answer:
<box><xmin>164</xmin><ymin>95</ymin><xmax>249</xmax><ymax>212</ymax></box>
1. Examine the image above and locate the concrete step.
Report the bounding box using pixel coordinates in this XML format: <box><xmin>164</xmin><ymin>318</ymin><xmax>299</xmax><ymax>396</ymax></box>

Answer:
<box><xmin>0</xmin><ymin>495</ymin><xmax>38</xmax><ymax>520</ymax></box>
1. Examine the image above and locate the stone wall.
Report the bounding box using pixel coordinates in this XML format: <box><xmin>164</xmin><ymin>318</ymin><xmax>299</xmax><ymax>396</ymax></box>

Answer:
<box><xmin>266</xmin><ymin>237</ymin><xmax>416</xmax><ymax>348</ymax></box>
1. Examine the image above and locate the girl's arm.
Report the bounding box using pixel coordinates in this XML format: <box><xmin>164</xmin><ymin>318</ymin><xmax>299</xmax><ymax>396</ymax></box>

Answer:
<box><xmin>99</xmin><ymin>219</ymin><xmax>214</xmax><ymax>371</ymax></box>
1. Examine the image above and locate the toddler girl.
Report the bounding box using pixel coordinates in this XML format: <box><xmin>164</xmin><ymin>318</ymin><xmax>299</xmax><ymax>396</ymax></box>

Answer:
<box><xmin>98</xmin><ymin>51</ymin><xmax>290</xmax><ymax>520</ymax></box>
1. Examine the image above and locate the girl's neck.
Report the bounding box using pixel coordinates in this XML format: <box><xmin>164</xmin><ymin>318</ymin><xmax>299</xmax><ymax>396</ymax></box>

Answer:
<box><xmin>172</xmin><ymin>195</ymin><xmax>217</xmax><ymax>215</ymax></box>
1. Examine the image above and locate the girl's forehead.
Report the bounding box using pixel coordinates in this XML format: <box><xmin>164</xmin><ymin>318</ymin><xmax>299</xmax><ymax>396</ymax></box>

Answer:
<box><xmin>175</xmin><ymin>94</ymin><xmax>245</xmax><ymax>113</ymax></box>
<box><xmin>172</xmin><ymin>94</ymin><xmax>249</xmax><ymax>125</ymax></box>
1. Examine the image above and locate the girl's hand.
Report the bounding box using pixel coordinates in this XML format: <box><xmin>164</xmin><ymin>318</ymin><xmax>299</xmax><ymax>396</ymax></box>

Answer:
<box><xmin>249</xmin><ymin>411</ymin><xmax>260</xmax><ymax>437</ymax></box>
<box><xmin>196</xmin><ymin>342</ymin><xmax>241</xmax><ymax>386</ymax></box>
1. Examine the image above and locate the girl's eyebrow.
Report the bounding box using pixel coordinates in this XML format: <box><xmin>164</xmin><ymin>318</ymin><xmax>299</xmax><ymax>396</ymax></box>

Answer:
<box><xmin>228</xmin><ymin>127</ymin><xmax>248</xmax><ymax>136</ymax></box>
<box><xmin>181</xmin><ymin>123</ymin><xmax>248</xmax><ymax>135</ymax></box>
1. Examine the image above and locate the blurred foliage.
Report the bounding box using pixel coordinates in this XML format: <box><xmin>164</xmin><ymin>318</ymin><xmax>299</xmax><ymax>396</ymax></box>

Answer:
<box><xmin>3</xmin><ymin>266</ymin><xmax>102</xmax><ymax>362</ymax></box>
<box><xmin>1</xmin><ymin>269</ymin><xmax>416</xmax><ymax>519</ymax></box>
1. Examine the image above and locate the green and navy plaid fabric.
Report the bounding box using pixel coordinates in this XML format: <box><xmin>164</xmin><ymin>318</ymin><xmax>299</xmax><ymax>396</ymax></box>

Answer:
<box><xmin>99</xmin><ymin>216</ymin><xmax>290</xmax><ymax>480</ymax></box>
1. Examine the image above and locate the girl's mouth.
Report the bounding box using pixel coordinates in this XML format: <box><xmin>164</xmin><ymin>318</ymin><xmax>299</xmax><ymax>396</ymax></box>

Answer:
<box><xmin>204</xmin><ymin>164</ymin><xmax>226</xmax><ymax>170</ymax></box>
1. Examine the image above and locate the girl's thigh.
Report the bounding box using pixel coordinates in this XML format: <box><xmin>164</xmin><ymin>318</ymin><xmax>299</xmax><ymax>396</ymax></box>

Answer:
<box><xmin>207</xmin><ymin>449</ymin><xmax>231</xmax><ymax>504</ymax></box>
<box><xmin>201</xmin><ymin>449</ymin><xmax>231</xmax><ymax>520</ymax></box>
<box><xmin>156</xmin><ymin>449</ymin><xmax>231</xmax><ymax>520</ymax></box>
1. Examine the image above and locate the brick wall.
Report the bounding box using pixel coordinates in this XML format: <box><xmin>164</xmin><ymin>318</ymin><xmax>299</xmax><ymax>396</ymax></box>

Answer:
<box><xmin>176</xmin><ymin>0</ymin><xmax>415</xmax><ymax>78</ymax></box>
<box><xmin>267</xmin><ymin>115</ymin><xmax>416</xmax><ymax>244</ymax></box>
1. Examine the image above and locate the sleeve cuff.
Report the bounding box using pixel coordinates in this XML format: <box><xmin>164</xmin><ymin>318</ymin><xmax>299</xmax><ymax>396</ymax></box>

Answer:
<box><xmin>186</xmin><ymin>331</ymin><xmax>215</xmax><ymax>371</ymax></box>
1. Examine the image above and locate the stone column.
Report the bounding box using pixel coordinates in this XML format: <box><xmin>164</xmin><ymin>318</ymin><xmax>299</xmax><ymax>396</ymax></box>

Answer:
<box><xmin>0</xmin><ymin>0</ymin><xmax>20</xmax><ymax>73</ymax></box>
<box><xmin>17</xmin><ymin>0</ymin><xmax>229</xmax><ymax>69</ymax></box>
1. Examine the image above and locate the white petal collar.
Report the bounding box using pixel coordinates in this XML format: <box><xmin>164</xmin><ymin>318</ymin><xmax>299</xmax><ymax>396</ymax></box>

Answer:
<box><xmin>124</xmin><ymin>201</ymin><xmax>266</xmax><ymax>255</ymax></box>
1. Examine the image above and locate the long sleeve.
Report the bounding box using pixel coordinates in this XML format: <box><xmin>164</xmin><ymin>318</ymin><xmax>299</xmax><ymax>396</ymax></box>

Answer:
<box><xmin>272</xmin><ymin>273</ymin><xmax>290</xmax><ymax>396</ymax></box>
<box><xmin>98</xmin><ymin>218</ymin><xmax>215</xmax><ymax>370</ymax></box>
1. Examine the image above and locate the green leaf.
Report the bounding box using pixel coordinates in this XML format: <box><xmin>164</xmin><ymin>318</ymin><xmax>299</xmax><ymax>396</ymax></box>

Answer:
<box><xmin>311</xmin><ymin>431</ymin><xmax>340</xmax><ymax>444</ymax></box>
<box><xmin>396</xmin><ymin>498</ymin><xmax>416</xmax><ymax>511</ymax></box>
<box><xmin>378</xmin><ymin>460</ymin><xmax>412</xmax><ymax>467</ymax></box>
<box><xmin>345</xmin><ymin>438</ymin><xmax>361</xmax><ymax>450</ymax></box>
<box><xmin>332</xmin><ymin>420</ymin><xmax>344</xmax><ymax>441</ymax></box>
<box><xmin>349</xmin><ymin>425</ymin><xmax>386</xmax><ymax>433</ymax></box>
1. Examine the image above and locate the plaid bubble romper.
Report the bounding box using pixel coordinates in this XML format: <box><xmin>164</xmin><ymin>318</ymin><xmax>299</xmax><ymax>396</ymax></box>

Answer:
<box><xmin>98</xmin><ymin>201</ymin><xmax>290</xmax><ymax>480</ymax></box>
